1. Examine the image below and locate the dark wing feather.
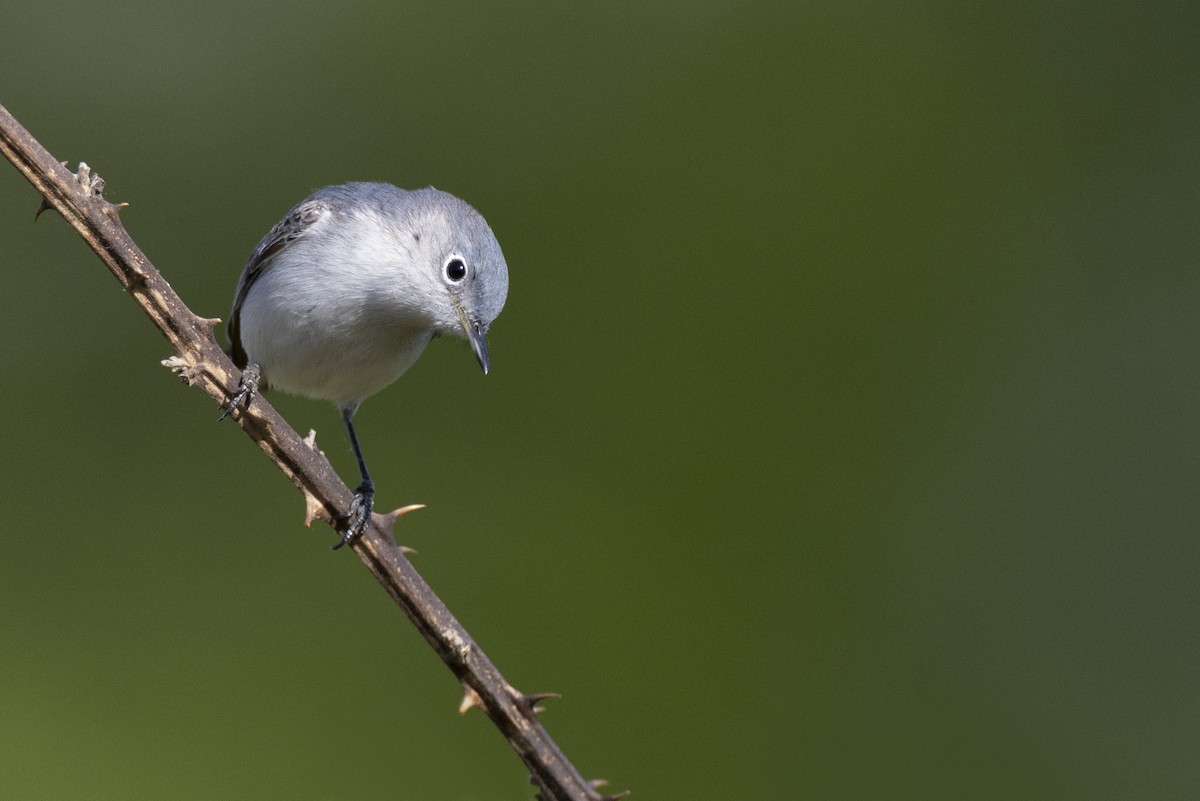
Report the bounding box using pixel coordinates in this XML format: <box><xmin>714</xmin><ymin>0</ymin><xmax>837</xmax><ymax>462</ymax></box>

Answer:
<box><xmin>228</xmin><ymin>199</ymin><xmax>330</xmax><ymax>367</ymax></box>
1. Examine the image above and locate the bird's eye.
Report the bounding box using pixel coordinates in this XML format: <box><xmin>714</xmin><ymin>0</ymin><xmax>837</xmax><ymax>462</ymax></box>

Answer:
<box><xmin>445</xmin><ymin>257</ymin><xmax>467</xmax><ymax>283</ymax></box>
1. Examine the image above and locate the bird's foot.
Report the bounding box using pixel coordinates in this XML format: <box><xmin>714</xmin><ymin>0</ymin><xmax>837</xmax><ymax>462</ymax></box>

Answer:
<box><xmin>333</xmin><ymin>482</ymin><xmax>374</xmax><ymax>550</ymax></box>
<box><xmin>219</xmin><ymin>363</ymin><xmax>261</xmax><ymax>421</ymax></box>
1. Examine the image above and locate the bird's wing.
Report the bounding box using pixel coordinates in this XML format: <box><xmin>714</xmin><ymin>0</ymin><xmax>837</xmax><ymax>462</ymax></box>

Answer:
<box><xmin>227</xmin><ymin>198</ymin><xmax>331</xmax><ymax>367</ymax></box>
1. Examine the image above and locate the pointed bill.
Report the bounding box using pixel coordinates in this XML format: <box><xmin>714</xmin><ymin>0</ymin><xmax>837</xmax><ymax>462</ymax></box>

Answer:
<box><xmin>455</xmin><ymin>302</ymin><xmax>490</xmax><ymax>375</ymax></box>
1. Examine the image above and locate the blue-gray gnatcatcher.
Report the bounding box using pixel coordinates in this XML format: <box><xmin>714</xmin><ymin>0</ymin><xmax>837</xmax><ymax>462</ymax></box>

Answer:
<box><xmin>221</xmin><ymin>182</ymin><xmax>509</xmax><ymax>548</ymax></box>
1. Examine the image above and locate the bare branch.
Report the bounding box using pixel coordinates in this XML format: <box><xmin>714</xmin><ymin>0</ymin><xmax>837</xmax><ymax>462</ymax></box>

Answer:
<box><xmin>0</xmin><ymin>102</ymin><xmax>619</xmax><ymax>801</ymax></box>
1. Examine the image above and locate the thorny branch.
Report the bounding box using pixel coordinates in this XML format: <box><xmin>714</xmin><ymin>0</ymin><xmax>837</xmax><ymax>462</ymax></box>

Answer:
<box><xmin>0</xmin><ymin>103</ymin><xmax>625</xmax><ymax>801</ymax></box>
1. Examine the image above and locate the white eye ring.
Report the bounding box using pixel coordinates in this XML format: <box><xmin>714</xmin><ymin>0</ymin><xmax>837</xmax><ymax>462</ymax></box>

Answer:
<box><xmin>444</xmin><ymin>256</ymin><xmax>468</xmax><ymax>283</ymax></box>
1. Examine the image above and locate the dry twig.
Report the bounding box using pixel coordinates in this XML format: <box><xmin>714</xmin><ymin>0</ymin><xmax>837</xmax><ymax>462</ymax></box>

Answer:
<box><xmin>0</xmin><ymin>102</ymin><xmax>624</xmax><ymax>801</ymax></box>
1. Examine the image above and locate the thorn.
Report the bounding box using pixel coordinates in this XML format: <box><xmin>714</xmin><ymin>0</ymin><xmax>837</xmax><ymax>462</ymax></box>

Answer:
<box><xmin>458</xmin><ymin>684</ymin><xmax>483</xmax><ymax>715</ymax></box>
<box><xmin>388</xmin><ymin>503</ymin><xmax>426</xmax><ymax>518</ymax></box>
<box><xmin>303</xmin><ymin>490</ymin><xmax>330</xmax><ymax>528</ymax></box>
<box><xmin>195</xmin><ymin>316</ymin><xmax>222</xmax><ymax>336</ymax></box>
<box><xmin>380</xmin><ymin>503</ymin><xmax>426</xmax><ymax>535</ymax></box>
<box><xmin>592</xmin><ymin>784</ymin><xmax>632</xmax><ymax>801</ymax></box>
<box><xmin>519</xmin><ymin>691</ymin><xmax>561</xmax><ymax>715</ymax></box>
<box><xmin>33</xmin><ymin>197</ymin><xmax>54</xmax><ymax>221</ymax></box>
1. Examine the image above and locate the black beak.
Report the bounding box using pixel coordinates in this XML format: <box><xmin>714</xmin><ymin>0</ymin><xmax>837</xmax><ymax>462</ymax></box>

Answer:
<box><xmin>466</xmin><ymin>318</ymin><xmax>490</xmax><ymax>375</ymax></box>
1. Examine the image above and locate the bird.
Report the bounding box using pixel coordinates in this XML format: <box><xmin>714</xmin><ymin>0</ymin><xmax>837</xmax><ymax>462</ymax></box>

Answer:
<box><xmin>220</xmin><ymin>182</ymin><xmax>509</xmax><ymax>548</ymax></box>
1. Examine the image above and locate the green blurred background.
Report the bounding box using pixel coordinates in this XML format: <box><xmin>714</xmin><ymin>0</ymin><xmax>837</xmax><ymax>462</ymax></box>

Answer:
<box><xmin>2</xmin><ymin>2</ymin><xmax>1198</xmax><ymax>799</ymax></box>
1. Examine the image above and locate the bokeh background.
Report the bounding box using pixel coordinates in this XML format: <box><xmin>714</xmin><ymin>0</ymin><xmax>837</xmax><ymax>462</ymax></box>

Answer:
<box><xmin>2</xmin><ymin>2</ymin><xmax>1198</xmax><ymax>799</ymax></box>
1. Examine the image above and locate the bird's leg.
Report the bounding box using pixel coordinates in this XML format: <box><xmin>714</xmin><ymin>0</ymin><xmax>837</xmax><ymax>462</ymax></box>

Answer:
<box><xmin>334</xmin><ymin>404</ymin><xmax>374</xmax><ymax>550</ymax></box>
<box><xmin>218</xmin><ymin>363</ymin><xmax>261</xmax><ymax>421</ymax></box>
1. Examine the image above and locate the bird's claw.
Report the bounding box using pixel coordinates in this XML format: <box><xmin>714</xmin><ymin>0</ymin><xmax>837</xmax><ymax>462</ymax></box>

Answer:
<box><xmin>333</xmin><ymin>483</ymin><xmax>374</xmax><ymax>550</ymax></box>
<box><xmin>219</xmin><ymin>363</ymin><xmax>261</xmax><ymax>421</ymax></box>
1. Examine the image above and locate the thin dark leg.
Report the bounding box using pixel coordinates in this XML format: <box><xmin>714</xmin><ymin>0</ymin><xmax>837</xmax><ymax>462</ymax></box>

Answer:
<box><xmin>334</xmin><ymin>404</ymin><xmax>375</xmax><ymax>550</ymax></box>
